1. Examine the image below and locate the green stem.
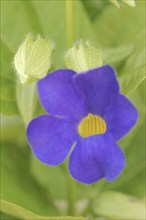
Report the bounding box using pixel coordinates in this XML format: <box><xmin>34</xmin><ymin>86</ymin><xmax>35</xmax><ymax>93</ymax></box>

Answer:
<box><xmin>81</xmin><ymin>181</ymin><xmax>106</xmax><ymax>216</ymax></box>
<box><xmin>67</xmin><ymin>173</ymin><xmax>76</xmax><ymax>215</ymax></box>
<box><xmin>66</xmin><ymin>0</ymin><xmax>74</xmax><ymax>47</ymax></box>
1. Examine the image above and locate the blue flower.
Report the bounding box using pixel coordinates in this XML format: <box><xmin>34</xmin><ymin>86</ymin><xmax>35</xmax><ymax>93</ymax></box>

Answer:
<box><xmin>27</xmin><ymin>65</ymin><xmax>138</xmax><ymax>184</ymax></box>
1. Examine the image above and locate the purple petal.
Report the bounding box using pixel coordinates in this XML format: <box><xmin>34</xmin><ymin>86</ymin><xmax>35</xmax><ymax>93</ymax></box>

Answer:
<box><xmin>105</xmin><ymin>94</ymin><xmax>138</xmax><ymax>141</ymax></box>
<box><xmin>38</xmin><ymin>69</ymin><xmax>87</xmax><ymax>122</ymax></box>
<box><xmin>69</xmin><ymin>134</ymin><xmax>125</xmax><ymax>184</ymax></box>
<box><xmin>73</xmin><ymin>65</ymin><xmax>119</xmax><ymax>116</ymax></box>
<box><xmin>27</xmin><ymin>115</ymin><xmax>77</xmax><ymax>165</ymax></box>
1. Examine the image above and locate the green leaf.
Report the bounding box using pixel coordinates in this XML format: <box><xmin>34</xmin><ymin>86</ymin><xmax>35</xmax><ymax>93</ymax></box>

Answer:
<box><xmin>0</xmin><ymin>40</ymin><xmax>19</xmax><ymax>115</ymax></box>
<box><xmin>126</xmin><ymin>31</ymin><xmax>145</xmax><ymax>68</ymax></box>
<box><xmin>0</xmin><ymin>212</ymin><xmax>19</xmax><ymax>220</ymax></box>
<box><xmin>30</xmin><ymin>155</ymin><xmax>67</xmax><ymax>200</ymax></box>
<box><xmin>0</xmin><ymin>100</ymin><xmax>18</xmax><ymax>115</ymax></box>
<box><xmin>0</xmin><ymin>200</ymin><xmax>87</xmax><ymax>220</ymax></box>
<box><xmin>1</xmin><ymin>116</ymin><xmax>26</xmax><ymax>143</ymax></box>
<box><xmin>16</xmin><ymin>82</ymin><xmax>38</xmax><ymax>124</ymax></box>
<box><xmin>94</xmin><ymin>2</ymin><xmax>145</xmax><ymax>94</ymax></box>
<box><xmin>103</xmin><ymin>44</ymin><xmax>134</xmax><ymax>67</ymax></box>
<box><xmin>1</xmin><ymin>142</ymin><xmax>58</xmax><ymax>216</ymax></box>
<box><xmin>93</xmin><ymin>191</ymin><xmax>145</xmax><ymax>219</ymax></box>
<box><xmin>94</xmin><ymin>1</ymin><xmax>144</xmax><ymax>47</ymax></box>
<box><xmin>81</xmin><ymin>0</ymin><xmax>107</xmax><ymax>20</ymax></box>
<box><xmin>31</xmin><ymin>153</ymin><xmax>107</xmax><ymax>203</ymax></box>
<box><xmin>119</xmin><ymin>64</ymin><xmax>146</xmax><ymax>95</ymax></box>
<box><xmin>119</xmin><ymin>30</ymin><xmax>145</xmax><ymax>95</ymax></box>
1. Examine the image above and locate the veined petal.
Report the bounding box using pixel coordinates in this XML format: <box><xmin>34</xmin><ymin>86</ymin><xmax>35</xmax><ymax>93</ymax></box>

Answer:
<box><xmin>73</xmin><ymin>65</ymin><xmax>119</xmax><ymax>116</ymax></box>
<box><xmin>69</xmin><ymin>134</ymin><xmax>125</xmax><ymax>184</ymax></box>
<box><xmin>27</xmin><ymin>115</ymin><xmax>76</xmax><ymax>165</ymax></box>
<box><xmin>103</xmin><ymin>143</ymin><xmax>125</xmax><ymax>181</ymax></box>
<box><xmin>37</xmin><ymin>69</ymin><xmax>87</xmax><ymax>122</ymax></box>
<box><xmin>105</xmin><ymin>94</ymin><xmax>138</xmax><ymax>141</ymax></box>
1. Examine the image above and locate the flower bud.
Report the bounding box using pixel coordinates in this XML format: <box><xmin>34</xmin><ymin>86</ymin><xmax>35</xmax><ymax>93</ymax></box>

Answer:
<box><xmin>14</xmin><ymin>34</ymin><xmax>55</xmax><ymax>85</ymax></box>
<box><xmin>110</xmin><ymin>0</ymin><xmax>135</xmax><ymax>8</ymax></box>
<box><xmin>110</xmin><ymin>0</ymin><xmax>120</xmax><ymax>8</ymax></box>
<box><xmin>122</xmin><ymin>0</ymin><xmax>135</xmax><ymax>7</ymax></box>
<box><xmin>65</xmin><ymin>40</ymin><xmax>103</xmax><ymax>73</ymax></box>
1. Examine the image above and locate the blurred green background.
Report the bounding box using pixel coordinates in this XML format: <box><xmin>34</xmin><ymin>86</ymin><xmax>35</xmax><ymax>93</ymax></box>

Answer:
<box><xmin>0</xmin><ymin>0</ymin><xmax>145</xmax><ymax>219</ymax></box>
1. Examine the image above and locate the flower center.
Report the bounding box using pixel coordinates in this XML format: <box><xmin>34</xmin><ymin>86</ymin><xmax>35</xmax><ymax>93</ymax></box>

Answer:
<box><xmin>78</xmin><ymin>113</ymin><xmax>106</xmax><ymax>138</ymax></box>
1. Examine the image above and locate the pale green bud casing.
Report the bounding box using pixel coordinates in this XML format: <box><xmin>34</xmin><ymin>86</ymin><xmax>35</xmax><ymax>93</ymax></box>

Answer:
<box><xmin>110</xmin><ymin>0</ymin><xmax>120</xmax><ymax>8</ymax></box>
<box><xmin>123</xmin><ymin>0</ymin><xmax>135</xmax><ymax>7</ymax></box>
<box><xmin>110</xmin><ymin>0</ymin><xmax>135</xmax><ymax>8</ymax></box>
<box><xmin>14</xmin><ymin>34</ymin><xmax>55</xmax><ymax>85</ymax></box>
<box><xmin>65</xmin><ymin>41</ymin><xmax>103</xmax><ymax>73</ymax></box>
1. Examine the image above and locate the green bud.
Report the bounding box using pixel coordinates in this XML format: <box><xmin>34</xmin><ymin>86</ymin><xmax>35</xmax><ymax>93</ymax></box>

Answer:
<box><xmin>65</xmin><ymin>40</ymin><xmax>103</xmax><ymax>73</ymax></box>
<box><xmin>122</xmin><ymin>0</ymin><xmax>135</xmax><ymax>7</ymax></box>
<box><xmin>110</xmin><ymin>0</ymin><xmax>135</xmax><ymax>8</ymax></box>
<box><xmin>14</xmin><ymin>33</ymin><xmax>55</xmax><ymax>85</ymax></box>
<box><xmin>110</xmin><ymin>0</ymin><xmax>120</xmax><ymax>8</ymax></box>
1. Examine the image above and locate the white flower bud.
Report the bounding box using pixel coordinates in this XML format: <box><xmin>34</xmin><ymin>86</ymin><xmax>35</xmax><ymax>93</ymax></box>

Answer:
<box><xmin>65</xmin><ymin>40</ymin><xmax>103</xmax><ymax>73</ymax></box>
<box><xmin>122</xmin><ymin>0</ymin><xmax>135</xmax><ymax>7</ymax></box>
<box><xmin>110</xmin><ymin>0</ymin><xmax>135</xmax><ymax>8</ymax></box>
<box><xmin>110</xmin><ymin>0</ymin><xmax>120</xmax><ymax>8</ymax></box>
<box><xmin>14</xmin><ymin>34</ymin><xmax>55</xmax><ymax>85</ymax></box>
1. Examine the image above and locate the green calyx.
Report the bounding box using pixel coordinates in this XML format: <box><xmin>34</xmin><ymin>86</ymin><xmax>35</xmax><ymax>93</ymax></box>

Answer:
<box><xmin>65</xmin><ymin>40</ymin><xmax>103</xmax><ymax>73</ymax></box>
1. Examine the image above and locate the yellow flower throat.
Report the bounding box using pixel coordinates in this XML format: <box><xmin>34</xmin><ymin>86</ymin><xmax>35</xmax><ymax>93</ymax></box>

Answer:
<box><xmin>78</xmin><ymin>113</ymin><xmax>106</xmax><ymax>138</ymax></box>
